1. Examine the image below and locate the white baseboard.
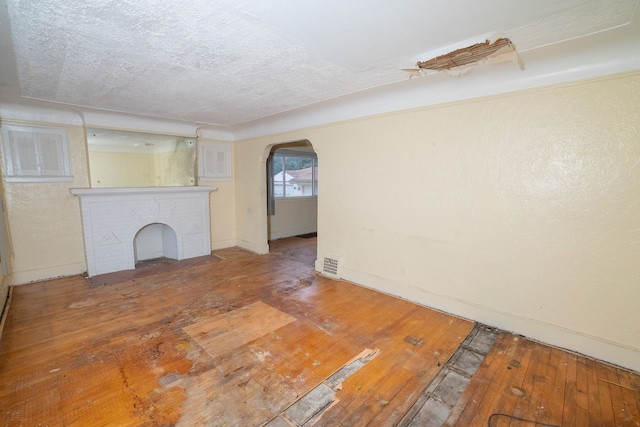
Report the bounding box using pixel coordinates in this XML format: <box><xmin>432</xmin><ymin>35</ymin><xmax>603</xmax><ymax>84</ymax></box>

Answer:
<box><xmin>236</xmin><ymin>239</ymin><xmax>270</xmax><ymax>255</ymax></box>
<box><xmin>339</xmin><ymin>266</ymin><xmax>640</xmax><ymax>373</ymax></box>
<box><xmin>9</xmin><ymin>262</ymin><xmax>87</xmax><ymax>286</ymax></box>
<box><xmin>210</xmin><ymin>238</ymin><xmax>238</xmax><ymax>251</ymax></box>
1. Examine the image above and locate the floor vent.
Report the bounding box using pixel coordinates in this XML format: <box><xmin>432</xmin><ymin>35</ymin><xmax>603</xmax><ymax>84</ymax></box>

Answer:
<box><xmin>322</xmin><ymin>256</ymin><xmax>340</xmax><ymax>278</ymax></box>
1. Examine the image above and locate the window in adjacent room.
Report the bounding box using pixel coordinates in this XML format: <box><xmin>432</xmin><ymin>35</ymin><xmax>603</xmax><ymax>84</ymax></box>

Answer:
<box><xmin>270</xmin><ymin>149</ymin><xmax>318</xmax><ymax>198</ymax></box>
<box><xmin>0</xmin><ymin>123</ymin><xmax>72</xmax><ymax>182</ymax></box>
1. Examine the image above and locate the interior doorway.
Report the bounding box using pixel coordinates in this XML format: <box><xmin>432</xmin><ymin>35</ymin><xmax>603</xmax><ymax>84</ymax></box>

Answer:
<box><xmin>265</xmin><ymin>140</ymin><xmax>318</xmax><ymax>260</ymax></box>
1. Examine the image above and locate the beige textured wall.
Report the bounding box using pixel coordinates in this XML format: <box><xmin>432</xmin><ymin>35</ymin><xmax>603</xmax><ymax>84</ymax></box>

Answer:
<box><xmin>233</xmin><ymin>72</ymin><xmax>640</xmax><ymax>370</ymax></box>
<box><xmin>2</xmin><ymin>124</ymin><xmax>90</xmax><ymax>283</ymax></box>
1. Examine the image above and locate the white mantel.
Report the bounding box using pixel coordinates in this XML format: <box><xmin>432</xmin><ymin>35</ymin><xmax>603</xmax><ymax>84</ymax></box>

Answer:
<box><xmin>71</xmin><ymin>186</ymin><xmax>217</xmax><ymax>277</ymax></box>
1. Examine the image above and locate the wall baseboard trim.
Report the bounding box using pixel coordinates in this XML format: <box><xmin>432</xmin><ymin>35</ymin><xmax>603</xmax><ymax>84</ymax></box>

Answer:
<box><xmin>9</xmin><ymin>262</ymin><xmax>87</xmax><ymax>286</ymax></box>
<box><xmin>339</xmin><ymin>266</ymin><xmax>640</xmax><ymax>373</ymax></box>
<box><xmin>236</xmin><ymin>240</ymin><xmax>270</xmax><ymax>255</ymax></box>
<box><xmin>211</xmin><ymin>238</ymin><xmax>238</xmax><ymax>251</ymax></box>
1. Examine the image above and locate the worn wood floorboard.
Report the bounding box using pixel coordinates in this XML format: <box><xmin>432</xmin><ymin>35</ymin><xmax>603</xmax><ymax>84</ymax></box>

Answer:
<box><xmin>315</xmin><ymin>305</ymin><xmax>471</xmax><ymax>426</ymax></box>
<box><xmin>445</xmin><ymin>332</ymin><xmax>640</xmax><ymax>427</ymax></box>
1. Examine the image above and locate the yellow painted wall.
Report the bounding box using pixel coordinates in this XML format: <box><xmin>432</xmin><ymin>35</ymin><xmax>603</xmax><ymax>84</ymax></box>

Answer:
<box><xmin>207</xmin><ymin>181</ymin><xmax>237</xmax><ymax>250</ymax></box>
<box><xmin>89</xmin><ymin>151</ymin><xmax>155</xmax><ymax>187</ymax></box>
<box><xmin>233</xmin><ymin>72</ymin><xmax>640</xmax><ymax>370</ymax></box>
<box><xmin>2</xmin><ymin>124</ymin><xmax>90</xmax><ymax>283</ymax></box>
<box><xmin>197</xmin><ymin>138</ymin><xmax>237</xmax><ymax>250</ymax></box>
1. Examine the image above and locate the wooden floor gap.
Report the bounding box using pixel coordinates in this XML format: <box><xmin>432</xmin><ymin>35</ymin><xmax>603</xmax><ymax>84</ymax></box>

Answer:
<box><xmin>266</xmin><ymin>348</ymin><xmax>381</xmax><ymax>427</ymax></box>
<box><xmin>398</xmin><ymin>324</ymin><xmax>499</xmax><ymax>427</ymax></box>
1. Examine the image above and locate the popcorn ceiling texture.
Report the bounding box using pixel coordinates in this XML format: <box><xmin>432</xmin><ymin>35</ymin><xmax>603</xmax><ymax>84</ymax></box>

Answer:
<box><xmin>4</xmin><ymin>0</ymin><xmax>638</xmax><ymax>127</ymax></box>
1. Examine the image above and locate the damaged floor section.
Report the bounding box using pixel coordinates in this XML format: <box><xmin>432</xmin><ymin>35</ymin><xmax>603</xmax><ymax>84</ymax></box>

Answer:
<box><xmin>267</xmin><ymin>348</ymin><xmax>380</xmax><ymax>426</ymax></box>
<box><xmin>399</xmin><ymin>325</ymin><xmax>498</xmax><ymax>427</ymax></box>
<box><xmin>264</xmin><ymin>326</ymin><xmax>499</xmax><ymax>427</ymax></box>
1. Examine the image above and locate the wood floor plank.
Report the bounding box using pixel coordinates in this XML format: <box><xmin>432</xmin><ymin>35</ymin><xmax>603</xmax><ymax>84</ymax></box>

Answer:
<box><xmin>531</xmin><ymin>345</ymin><xmax>555</xmax><ymax>424</ymax></box>
<box><xmin>601</xmin><ymin>362</ymin><xmax>635</xmax><ymax>427</ymax></box>
<box><xmin>444</xmin><ymin>333</ymin><xmax>640</xmax><ymax>427</ymax></box>
<box><xmin>446</xmin><ymin>333</ymin><xmax>535</xmax><ymax>427</ymax></box>
<box><xmin>616</xmin><ymin>369</ymin><xmax>640</xmax><ymax>422</ymax></box>
<box><xmin>493</xmin><ymin>338</ymin><xmax>538</xmax><ymax>424</ymax></box>
<box><xmin>509</xmin><ymin>337</ymin><xmax>544</xmax><ymax>423</ymax></box>
<box><xmin>541</xmin><ymin>347</ymin><xmax>566</xmax><ymax>426</ymax></box>
<box><xmin>562</xmin><ymin>353</ymin><xmax>578</xmax><ymax>426</ymax></box>
<box><xmin>309</xmin><ymin>302</ymin><xmax>473</xmax><ymax>426</ymax></box>
<box><xmin>592</xmin><ymin>358</ymin><xmax>617</xmax><ymax>427</ymax></box>
<box><xmin>583</xmin><ymin>356</ymin><xmax>604</xmax><ymax>427</ymax></box>
<box><xmin>522</xmin><ymin>344</ymin><xmax>554</xmax><ymax>425</ymax></box>
<box><xmin>574</xmin><ymin>355</ymin><xmax>591</xmax><ymax>427</ymax></box>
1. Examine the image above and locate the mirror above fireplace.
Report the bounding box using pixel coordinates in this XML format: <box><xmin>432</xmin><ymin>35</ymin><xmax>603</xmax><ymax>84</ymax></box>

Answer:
<box><xmin>86</xmin><ymin>128</ymin><xmax>197</xmax><ymax>188</ymax></box>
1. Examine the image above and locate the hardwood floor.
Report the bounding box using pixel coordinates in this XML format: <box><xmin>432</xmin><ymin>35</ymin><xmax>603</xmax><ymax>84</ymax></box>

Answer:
<box><xmin>0</xmin><ymin>237</ymin><xmax>638</xmax><ymax>426</ymax></box>
<box><xmin>446</xmin><ymin>333</ymin><xmax>640</xmax><ymax>427</ymax></box>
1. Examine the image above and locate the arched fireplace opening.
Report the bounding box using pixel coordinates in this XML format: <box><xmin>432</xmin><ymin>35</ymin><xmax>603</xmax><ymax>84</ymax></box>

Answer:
<box><xmin>134</xmin><ymin>223</ymin><xmax>178</xmax><ymax>266</ymax></box>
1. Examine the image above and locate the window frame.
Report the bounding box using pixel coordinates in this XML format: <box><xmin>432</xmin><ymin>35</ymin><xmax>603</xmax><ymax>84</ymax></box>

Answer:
<box><xmin>270</xmin><ymin>149</ymin><xmax>317</xmax><ymax>199</ymax></box>
<box><xmin>0</xmin><ymin>123</ymin><xmax>73</xmax><ymax>183</ymax></box>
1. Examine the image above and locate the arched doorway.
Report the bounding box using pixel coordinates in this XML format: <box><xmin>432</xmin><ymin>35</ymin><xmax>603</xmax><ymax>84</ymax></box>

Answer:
<box><xmin>133</xmin><ymin>223</ymin><xmax>178</xmax><ymax>265</ymax></box>
<box><xmin>265</xmin><ymin>140</ymin><xmax>318</xmax><ymax>260</ymax></box>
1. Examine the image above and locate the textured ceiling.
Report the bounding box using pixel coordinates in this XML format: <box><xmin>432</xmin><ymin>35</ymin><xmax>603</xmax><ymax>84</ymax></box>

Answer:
<box><xmin>1</xmin><ymin>0</ymin><xmax>638</xmax><ymax>128</ymax></box>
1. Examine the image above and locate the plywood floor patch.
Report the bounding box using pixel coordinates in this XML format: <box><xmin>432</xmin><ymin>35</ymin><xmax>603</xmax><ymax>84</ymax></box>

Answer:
<box><xmin>183</xmin><ymin>301</ymin><xmax>297</xmax><ymax>359</ymax></box>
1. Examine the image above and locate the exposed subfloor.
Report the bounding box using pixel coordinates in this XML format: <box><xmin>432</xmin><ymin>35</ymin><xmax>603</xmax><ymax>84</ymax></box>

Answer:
<box><xmin>1</xmin><ymin>237</ymin><xmax>638</xmax><ymax>426</ymax></box>
<box><xmin>400</xmin><ymin>324</ymin><xmax>499</xmax><ymax>427</ymax></box>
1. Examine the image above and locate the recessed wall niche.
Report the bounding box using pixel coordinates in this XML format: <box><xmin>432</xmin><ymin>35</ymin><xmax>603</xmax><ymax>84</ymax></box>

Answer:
<box><xmin>86</xmin><ymin>128</ymin><xmax>196</xmax><ymax>188</ymax></box>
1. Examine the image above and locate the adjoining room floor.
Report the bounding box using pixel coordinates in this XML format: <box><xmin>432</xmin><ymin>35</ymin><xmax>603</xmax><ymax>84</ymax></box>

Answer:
<box><xmin>1</xmin><ymin>237</ymin><xmax>638</xmax><ymax>426</ymax></box>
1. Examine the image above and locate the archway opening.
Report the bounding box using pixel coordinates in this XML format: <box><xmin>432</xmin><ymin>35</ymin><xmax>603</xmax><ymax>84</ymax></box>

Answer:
<box><xmin>262</xmin><ymin>140</ymin><xmax>318</xmax><ymax>268</ymax></box>
<box><xmin>266</xmin><ymin>140</ymin><xmax>318</xmax><ymax>243</ymax></box>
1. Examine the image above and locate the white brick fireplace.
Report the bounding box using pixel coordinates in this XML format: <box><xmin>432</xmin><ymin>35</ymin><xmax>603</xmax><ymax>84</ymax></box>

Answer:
<box><xmin>70</xmin><ymin>186</ymin><xmax>216</xmax><ymax>277</ymax></box>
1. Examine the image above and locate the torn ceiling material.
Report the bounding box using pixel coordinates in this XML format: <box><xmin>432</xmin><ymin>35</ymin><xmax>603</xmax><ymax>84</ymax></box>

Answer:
<box><xmin>408</xmin><ymin>37</ymin><xmax>523</xmax><ymax>77</ymax></box>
